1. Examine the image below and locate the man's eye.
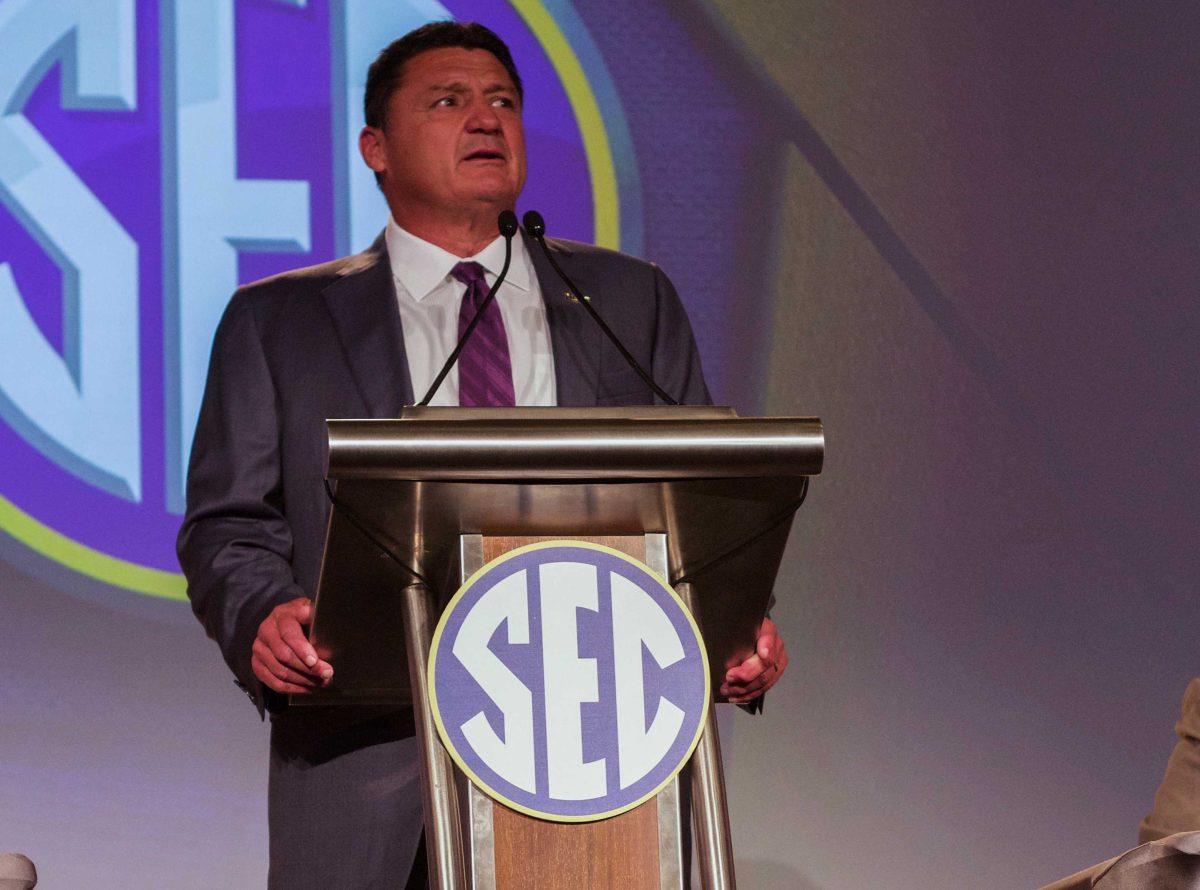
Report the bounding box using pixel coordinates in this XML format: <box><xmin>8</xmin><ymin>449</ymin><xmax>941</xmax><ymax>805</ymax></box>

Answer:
<box><xmin>491</xmin><ymin>96</ymin><xmax>514</xmax><ymax>108</ymax></box>
<box><xmin>433</xmin><ymin>96</ymin><xmax>456</xmax><ymax>108</ymax></box>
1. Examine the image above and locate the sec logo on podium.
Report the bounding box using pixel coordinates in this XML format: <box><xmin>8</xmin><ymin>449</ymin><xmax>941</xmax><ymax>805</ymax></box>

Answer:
<box><xmin>429</xmin><ymin>541</ymin><xmax>710</xmax><ymax>822</ymax></box>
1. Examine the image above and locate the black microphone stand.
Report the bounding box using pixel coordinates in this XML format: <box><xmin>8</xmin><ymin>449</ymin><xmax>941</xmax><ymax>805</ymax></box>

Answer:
<box><xmin>522</xmin><ymin>210</ymin><xmax>678</xmax><ymax>406</ymax></box>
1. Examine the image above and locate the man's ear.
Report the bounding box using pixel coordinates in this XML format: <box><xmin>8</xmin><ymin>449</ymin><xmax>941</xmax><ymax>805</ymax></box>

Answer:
<box><xmin>359</xmin><ymin>126</ymin><xmax>387</xmax><ymax>175</ymax></box>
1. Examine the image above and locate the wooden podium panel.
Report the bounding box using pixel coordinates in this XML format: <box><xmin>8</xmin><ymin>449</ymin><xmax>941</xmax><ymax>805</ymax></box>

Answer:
<box><xmin>492</xmin><ymin>798</ymin><xmax>661</xmax><ymax>889</ymax></box>
<box><xmin>478</xmin><ymin>535</ymin><xmax>670</xmax><ymax>890</ymax></box>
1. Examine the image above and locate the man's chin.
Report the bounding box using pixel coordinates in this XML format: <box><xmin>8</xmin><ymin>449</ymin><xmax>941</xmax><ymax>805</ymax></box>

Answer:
<box><xmin>458</xmin><ymin>184</ymin><xmax>521</xmax><ymax>209</ymax></box>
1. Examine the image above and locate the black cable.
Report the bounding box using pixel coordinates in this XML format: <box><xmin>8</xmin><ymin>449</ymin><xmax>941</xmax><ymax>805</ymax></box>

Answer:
<box><xmin>670</xmin><ymin>476</ymin><xmax>810</xmax><ymax>587</ymax></box>
<box><xmin>522</xmin><ymin>210</ymin><xmax>679</xmax><ymax>406</ymax></box>
<box><xmin>322</xmin><ymin>479</ymin><xmax>437</xmax><ymax>591</ymax></box>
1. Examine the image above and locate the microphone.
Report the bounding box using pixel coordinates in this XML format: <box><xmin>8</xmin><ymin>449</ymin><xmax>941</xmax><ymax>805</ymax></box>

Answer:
<box><xmin>521</xmin><ymin>210</ymin><xmax>678</xmax><ymax>406</ymax></box>
<box><xmin>418</xmin><ymin>210</ymin><xmax>519</xmax><ymax>406</ymax></box>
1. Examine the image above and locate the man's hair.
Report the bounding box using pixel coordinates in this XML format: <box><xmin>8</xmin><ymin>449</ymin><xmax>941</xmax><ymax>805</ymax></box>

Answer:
<box><xmin>363</xmin><ymin>21</ymin><xmax>524</xmax><ymax>130</ymax></box>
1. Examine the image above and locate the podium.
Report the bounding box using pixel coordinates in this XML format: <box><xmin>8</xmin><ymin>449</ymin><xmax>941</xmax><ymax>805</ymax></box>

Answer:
<box><xmin>302</xmin><ymin>406</ymin><xmax>823</xmax><ymax>889</ymax></box>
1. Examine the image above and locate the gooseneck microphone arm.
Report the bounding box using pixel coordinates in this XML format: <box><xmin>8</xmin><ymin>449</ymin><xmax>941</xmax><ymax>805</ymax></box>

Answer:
<box><xmin>522</xmin><ymin>210</ymin><xmax>679</xmax><ymax>406</ymax></box>
<box><xmin>418</xmin><ymin>210</ymin><xmax>520</xmax><ymax>406</ymax></box>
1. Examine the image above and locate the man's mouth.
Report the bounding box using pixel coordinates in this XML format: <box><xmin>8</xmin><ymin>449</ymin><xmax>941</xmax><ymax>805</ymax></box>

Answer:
<box><xmin>462</xmin><ymin>149</ymin><xmax>506</xmax><ymax>162</ymax></box>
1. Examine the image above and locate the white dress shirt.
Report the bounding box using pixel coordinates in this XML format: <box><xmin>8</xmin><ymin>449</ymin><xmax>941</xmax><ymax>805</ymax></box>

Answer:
<box><xmin>385</xmin><ymin>217</ymin><xmax>556</xmax><ymax>407</ymax></box>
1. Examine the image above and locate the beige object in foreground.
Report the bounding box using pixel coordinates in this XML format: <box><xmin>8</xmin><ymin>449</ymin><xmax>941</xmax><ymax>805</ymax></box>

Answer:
<box><xmin>1041</xmin><ymin>830</ymin><xmax>1200</xmax><ymax>889</ymax></box>
<box><xmin>1043</xmin><ymin>680</ymin><xmax>1200</xmax><ymax>888</ymax></box>
<box><xmin>0</xmin><ymin>853</ymin><xmax>36</xmax><ymax>890</ymax></box>
<box><xmin>1141</xmin><ymin>679</ymin><xmax>1200</xmax><ymax>843</ymax></box>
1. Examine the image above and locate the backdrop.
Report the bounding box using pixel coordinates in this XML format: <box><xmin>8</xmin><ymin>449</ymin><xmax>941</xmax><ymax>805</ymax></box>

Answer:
<box><xmin>1</xmin><ymin>1</ymin><xmax>1196</xmax><ymax>886</ymax></box>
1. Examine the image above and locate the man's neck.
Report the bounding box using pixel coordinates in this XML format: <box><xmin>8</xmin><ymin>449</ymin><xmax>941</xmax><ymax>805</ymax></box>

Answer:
<box><xmin>390</xmin><ymin>203</ymin><xmax>508</xmax><ymax>258</ymax></box>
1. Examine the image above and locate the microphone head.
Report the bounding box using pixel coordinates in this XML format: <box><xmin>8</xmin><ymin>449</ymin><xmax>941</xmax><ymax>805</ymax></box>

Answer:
<box><xmin>522</xmin><ymin>210</ymin><xmax>545</xmax><ymax>238</ymax></box>
<box><xmin>497</xmin><ymin>210</ymin><xmax>519</xmax><ymax>238</ymax></box>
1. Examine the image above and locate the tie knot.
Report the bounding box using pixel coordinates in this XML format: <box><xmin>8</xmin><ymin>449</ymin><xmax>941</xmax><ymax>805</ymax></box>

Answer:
<box><xmin>450</xmin><ymin>261</ymin><xmax>489</xmax><ymax>289</ymax></box>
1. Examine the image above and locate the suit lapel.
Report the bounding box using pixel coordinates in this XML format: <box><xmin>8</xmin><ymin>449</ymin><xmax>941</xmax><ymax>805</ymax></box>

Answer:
<box><xmin>528</xmin><ymin>233</ymin><xmax>600</xmax><ymax>407</ymax></box>
<box><xmin>321</xmin><ymin>234</ymin><xmax>414</xmax><ymax>417</ymax></box>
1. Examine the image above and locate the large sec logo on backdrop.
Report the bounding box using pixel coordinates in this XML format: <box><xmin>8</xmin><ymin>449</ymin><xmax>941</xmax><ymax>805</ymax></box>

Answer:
<box><xmin>0</xmin><ymin>0</ymin><xmax>639</xmax><ymax>602</ymax></box>
<box><xmin>430</xmin><ymin>542</ymin><xmax>710</xmax><ymax>822</ymax></box>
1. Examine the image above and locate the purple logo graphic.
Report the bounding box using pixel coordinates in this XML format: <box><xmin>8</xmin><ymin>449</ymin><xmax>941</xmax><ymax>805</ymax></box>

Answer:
<box><xmin>429</xmin><ymin>542</ymin><xmax>710</xmax><ymax>822</ymax></box>
<box><xmin>0</xmin><ymin>1</ymin><xmax>635</xmax><ymax>602</ymax></box>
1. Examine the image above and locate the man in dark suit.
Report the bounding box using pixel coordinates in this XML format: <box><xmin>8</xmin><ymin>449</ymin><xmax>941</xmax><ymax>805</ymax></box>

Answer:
<box><xmin>178</xmin><ymin>21</ymin><xmax>787</xmax><ymax>887</ymax></box>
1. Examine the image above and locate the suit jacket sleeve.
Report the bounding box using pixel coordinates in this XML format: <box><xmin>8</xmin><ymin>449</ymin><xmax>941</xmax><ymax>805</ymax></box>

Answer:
<box><xmin>176</xmin><ymin>291</ymin><xmax>306</xmax><ymax>715</ymax></box>
<box><xmin>649</xmin><ymin>263</ymin><xmax>712</xmax><ymax>407</ymax></box>
<box><xmin>647</xmin><ymin>263</ymin><xmax>772</xmax><ymax>715</ymax></box>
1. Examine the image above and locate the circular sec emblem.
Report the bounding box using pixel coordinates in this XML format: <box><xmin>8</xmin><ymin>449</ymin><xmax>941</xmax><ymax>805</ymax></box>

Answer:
<box><xmin>429</xmin><ymin>541</ymin><xmax>710</xmax><ymax>822</ymax></box>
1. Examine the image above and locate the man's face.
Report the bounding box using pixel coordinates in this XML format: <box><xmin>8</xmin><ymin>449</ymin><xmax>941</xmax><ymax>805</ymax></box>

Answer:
<box><xmin>360</xmin><ymin>46</ymin><xmax>526</xmax><ymax>221</ymax></box>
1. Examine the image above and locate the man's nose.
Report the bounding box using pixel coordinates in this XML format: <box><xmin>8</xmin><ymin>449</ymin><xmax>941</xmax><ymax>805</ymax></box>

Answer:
<box><xmin>465</xmin><ymin>100</ymin><xmax>502</xmax><ymax>133</ymax></box>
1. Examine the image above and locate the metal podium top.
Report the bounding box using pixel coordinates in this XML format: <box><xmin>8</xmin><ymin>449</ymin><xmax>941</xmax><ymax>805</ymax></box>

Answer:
<box><xmin>304</xmin><ymin>406</ymin><xmax>824</xmax><ymax>707</ymax></box>
<box><xmin>325</xmin><ymin>406</ymin><xmax>823</xmax><ymax>480</ymax></box>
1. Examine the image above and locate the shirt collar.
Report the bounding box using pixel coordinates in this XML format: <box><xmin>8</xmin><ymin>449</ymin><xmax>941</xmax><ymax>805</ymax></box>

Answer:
<box><xmin>385</xmin><ymin>217</ymin><xmax>533</xmax><ymax>302</ymax></box>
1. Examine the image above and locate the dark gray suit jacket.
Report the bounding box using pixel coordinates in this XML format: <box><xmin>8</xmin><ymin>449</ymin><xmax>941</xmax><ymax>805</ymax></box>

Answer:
<box><xmin>177</xmin><ymin>232</ymin><xmax>711</xmax><ymax>714</ymax></box>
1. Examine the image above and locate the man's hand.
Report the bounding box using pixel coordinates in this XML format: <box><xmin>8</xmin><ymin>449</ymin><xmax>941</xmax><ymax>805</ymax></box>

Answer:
<box><xmin>721</xmin><ymin>617</ymin><xmax>788</xmax><ymax>704</ymax></box>
<box><xmin>251</xmin><ymin>597</ymin><xmax>334</xmax><ymax>694</ymax></box>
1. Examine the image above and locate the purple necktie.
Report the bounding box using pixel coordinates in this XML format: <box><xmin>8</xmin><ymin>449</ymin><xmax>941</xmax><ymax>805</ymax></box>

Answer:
<box><xmin>451</xmin><ymin>261</ymin><xmax>515</xmax><ymax>407</ymax></box>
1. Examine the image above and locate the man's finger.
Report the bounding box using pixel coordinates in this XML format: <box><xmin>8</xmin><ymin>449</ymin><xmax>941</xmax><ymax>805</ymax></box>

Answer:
<box><xmin>725</xmin><ymin>669</ymin><xmax>768</xmax><ymax>691</ymax></box>
<box><xmin>725</xmin><ymin>675</ymin><xmax>770</xmax><ymax>698</ymax></box>
<box><xmin>726</xmin><ymin>680</ymin><xmax>771</xmax><ymax>703</ymax></box>
<box><xmin>261</xmin><ymin>618</ymin><xmax>324</xmax><ymax>677</ymax></box>
<box><xmin>252</xmin><ymin>656</ymin><xmax>318</xmax><ymax>695</ymax></box>
<box><xmin>254</xmin><ymin>651</ymin><xmax>320</xmax><ymax>690</ymax></box>
<box><xmin>757</xmin><ymin>635</ymin><xmax>775</xmax><ymax>666</ymax></box>
<box><xmin>264</xmin><ymin>630</ymin><xmax>314</xmax><ymax>676</ymax></box>
<box><xmin>256</xmin><ymin>598</ymin><xmax>327</xmax><ymax>676</ymax></box>
<box><xmin>733</xmin><ymin>643</ymin><xmax>790</xmax><ymax>700</ymax></box>
<box><xmin>279</xmin><ymin>620</ymin><xmax>326</xmax><ymax>673</ymax></box>
<box><xmin>722</xmin><ymin>656</ymin><xmax>763</xmax><ymax>699</ymax></box>
<box><xmin>280</xmin><ymin>598</ymin><xmax>314</xmax><ymax>624</ymax></box>
<box><xmin>252</xmin><ymin>640</ymin><xmax>310</xmax><ymax>683</ymax></box>
<box><xmin>253</xmin><ymin>639</ymin><xmax>326</xmax><ymax>688</ymax></box>
<box><xmin>756</xmin><ymin>618</ymin><xmax>780</xmax><ymax>665</ymax></box>
<box><xmin>725</xmin><ymin>653</ymin><xmax>766</xmax><ymax>685</ymax></box>
<box><xmin>738</xmin><ymin>665</ymin><xmax>777</xmax><ymax>695</ymax></box>
<box><xmin>265</xmin><ymin>659</ymin><xmax>320</xmax><ymax>688</ymax></box>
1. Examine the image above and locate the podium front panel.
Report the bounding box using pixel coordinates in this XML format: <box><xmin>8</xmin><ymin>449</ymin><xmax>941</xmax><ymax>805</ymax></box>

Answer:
<box><xmin>459</xmin><ymin>533</ymin><xmax>684</xmax><ymax>890</ymax></box>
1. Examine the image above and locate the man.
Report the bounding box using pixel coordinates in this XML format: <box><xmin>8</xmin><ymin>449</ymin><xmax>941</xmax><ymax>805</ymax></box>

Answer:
<box><xmin>178</xmin><ymin>21</ymin><xmax>787</xmax><ymax>887</ymax></box>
